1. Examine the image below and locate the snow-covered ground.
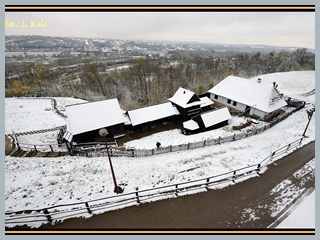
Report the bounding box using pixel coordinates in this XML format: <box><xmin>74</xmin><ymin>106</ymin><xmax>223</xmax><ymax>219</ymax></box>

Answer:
<box><xmin>277</xmin><ymin>190</ymin><xmax>315</xmax><ymax>228</ymax></box>
<box><xmin>5</xmin><ymin>71</ymin><xmax>315</xmax><ymax>228</ymax></box>
<box><xmin>5</xmin><ymin>97</ymin><xmax>86</xmax><ymax>135</ymax></box>
<box><xmin>249</xmin><ymin>71</ymin><xmax>315</xmax><ymax>95</ymax></box>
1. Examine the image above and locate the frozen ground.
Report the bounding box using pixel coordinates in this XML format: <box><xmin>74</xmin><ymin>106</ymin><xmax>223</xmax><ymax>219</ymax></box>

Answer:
<box><xmin>277</xmin><ymin>190</ymin><xmax>315</xmax><ymax>228</ymax></box>
<box><xmin>5</xmin><ymin>71</ymin><xmax>315</xmax><ymax>228</ymax></box>
<box><xmin>5</xmin><ymin>97</ymin><xmax>86</xmax><ymax>135</ymax></box>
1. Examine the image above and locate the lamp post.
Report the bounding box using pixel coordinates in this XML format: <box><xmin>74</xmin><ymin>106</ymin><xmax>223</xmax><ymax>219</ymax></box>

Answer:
<box><xmin>302</xmin><ymin>107</ymin><xmax>315</xmax><ymax>137</ymax></box>
<box><xmin>99</xmin><ymin>128</ymin><xmax>123</xmax><ymax>194</ymax></box>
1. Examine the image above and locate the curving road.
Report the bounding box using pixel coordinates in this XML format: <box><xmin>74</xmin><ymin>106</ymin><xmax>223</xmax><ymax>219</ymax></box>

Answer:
<box><xmin>34</xmin><ymin>141</ymin><xmax>315</xmax><ymax>230</ymax></box>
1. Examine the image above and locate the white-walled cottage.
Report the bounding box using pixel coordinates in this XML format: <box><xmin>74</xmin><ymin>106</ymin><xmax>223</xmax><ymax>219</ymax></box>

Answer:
<box><xmin>208</xmin><ymin>76</ymin><xmax>287</xmax><ymax>119</ymax></box>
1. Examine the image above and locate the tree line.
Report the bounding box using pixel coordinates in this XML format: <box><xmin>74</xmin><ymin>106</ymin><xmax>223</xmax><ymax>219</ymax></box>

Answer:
<box><xmin>5</xmin><ymin>48</ymin><xmax>314</xmax><ymax>110</ymax></box>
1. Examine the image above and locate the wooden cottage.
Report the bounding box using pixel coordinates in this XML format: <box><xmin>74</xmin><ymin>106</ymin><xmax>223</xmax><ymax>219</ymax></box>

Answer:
<box><xmin>208</xmin><ymin>76</ymin><xmax>287</xmax><ymax>119</ymax></box>
<box><xmin>63</xmin><ymin>99</ymin><xmax>126</xmax><ymax>143</ymax></box>
<box><xmin>183</xmin><ymin>107</ymin><xmax>231</xmax><ymax>134</ymax></box>
<box><xmin>169</xmin><ymin>87</ymin><xmax>213</xmax><ymax>121</ymax></box>
<box><xmin>127</xmin><ymin>102</ymin><xmax>180</xmax><ymax>131</ymax></box>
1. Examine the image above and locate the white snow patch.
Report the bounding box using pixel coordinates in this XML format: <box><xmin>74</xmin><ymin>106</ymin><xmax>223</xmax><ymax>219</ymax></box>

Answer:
<box><xmin>5</xmin><ymin>71</ymin><xmax>315</xmax><ymax>227</ymax></box>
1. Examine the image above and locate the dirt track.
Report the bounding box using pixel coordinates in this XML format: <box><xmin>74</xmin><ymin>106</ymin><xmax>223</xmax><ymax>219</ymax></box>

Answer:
<box><xmin>31</xmin><ymin>141</ymin><xmax>315</xmax><ymax>230</ymax></box>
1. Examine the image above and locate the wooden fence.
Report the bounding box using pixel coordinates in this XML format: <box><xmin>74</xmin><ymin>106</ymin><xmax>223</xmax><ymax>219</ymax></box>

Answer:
<box><xmin>73</xmin><ymin>103</ymin><xmax>304</xmax><ymax>158</ymax></box>
<box><xmin>5</xmin><ymin>138</ymin><xmax>305</xmax><ymax>227</ymax></box>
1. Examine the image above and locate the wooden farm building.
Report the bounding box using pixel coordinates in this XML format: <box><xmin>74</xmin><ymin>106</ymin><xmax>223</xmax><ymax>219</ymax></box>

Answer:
<box><xmin>63</xmin><ymin>99</ymin><xmax>126</xmax><ymax>143</ymax></box>
<box><xmin>126</xmin><ymin>102</ymin><xmax>180</xmax><ymax>131</ymax></box>
<box><xmin>183</xmin><ymin>107</ymin><xmax>231</xmax><ymax>134</ymax></box>
<box><xmin>208</xmin><ymin>76</ymin><xmax>287</xmax><ymax>120</ymax></box>
<box><xmin>169</xmin><ymin>87</ymin><xmax>214</xmax><ymax>121</ymax></box>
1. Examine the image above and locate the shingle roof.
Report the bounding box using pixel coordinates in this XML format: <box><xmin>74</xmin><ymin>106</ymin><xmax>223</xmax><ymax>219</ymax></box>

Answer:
<box><xmin>66</xmin><ymin>99</ymin><xmax>126</xmax><ymax>135</ymax></box>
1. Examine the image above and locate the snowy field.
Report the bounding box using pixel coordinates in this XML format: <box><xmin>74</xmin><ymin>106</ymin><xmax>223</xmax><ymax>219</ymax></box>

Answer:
<box><xmin>5</xmin><ymin>71</ymin><xmax>315</xmax><ymax>228</ymax></box>
<box><xmin>5</xmin><ymin>97</ymin><xmax>86</xmax><ymax>135</ymax></box>
<box><xmin>277</xmin><ymin>190</ymin><xmax>315</xmax><ymax>228</ymax></box>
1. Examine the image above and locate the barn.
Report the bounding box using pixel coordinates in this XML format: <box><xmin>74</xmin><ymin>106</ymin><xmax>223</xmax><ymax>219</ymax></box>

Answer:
<box><xmin>126</xmin><ymin>102</ymin><xmax>180</xmax><ymax>131</ymax></box>
<box><xmin>169</xmin><ymin>87</ymin><xmax>214</xmax><ymax>121</ymax></box>
<box><xmin>182</xmin><ymin>107</ymin><xmax>231</xmax><ymax>134</ymax></box>
<box><xmin>208</xmin><ymin>76</ymin><xmax>287</xmax><ymax>119</ymax></box>
<box><xmin>63</xmin><ymin>99</ymin><xmax>126</xmax><ymax>143</ymax></box>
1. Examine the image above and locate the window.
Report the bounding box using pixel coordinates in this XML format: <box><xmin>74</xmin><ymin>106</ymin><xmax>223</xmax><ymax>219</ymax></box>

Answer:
<box><xmin>214</xmin><ymin>95</ymin><xmax>218</xmax><ymax>99</ymax></box>
<box><xmin>227</xmin><ymin>99</ymin><xmax>231</xmax><ymax>104</ymax></box>
<box><xmin>233</xmin><ymin>101</ymin><xmax>237</xmax><ymax>106</ymax></box>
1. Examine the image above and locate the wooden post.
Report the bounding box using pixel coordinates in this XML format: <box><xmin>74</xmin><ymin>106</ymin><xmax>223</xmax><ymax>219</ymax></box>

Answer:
<box><xmin>256</xmin><ymin>164</ymin><xmax>261</xmax><ymax>175</ymax></box>
<box><xmin>205</xmin><ymin>178</ymin><xmax>210</xmax><ymax>190</ymax></box>
<box><xmin>85</xmin><ymin>202</ymin><xmax>92</xmax><ymax>214</ymax></box>
<box><xmin>135</xmin><ymin>191</ymin><xmax>140</xmax><ymax>203</ymax></box>
<box><xmin>42</xmin><ymin>209</ymin><xmax>52</xmax><ymax>222</ymax></box>
<box><xmin>302</xmin><ymin>107</ymin><xmax>315</xmax><ymax>137</ymax></box>
<box><xmin>286</xmin><ymin>143</ymin><xmax>291</xmax><ymax>152</ymax></box>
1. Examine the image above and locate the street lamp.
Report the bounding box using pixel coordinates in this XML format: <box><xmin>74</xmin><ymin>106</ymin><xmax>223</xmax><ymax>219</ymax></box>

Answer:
<box><xmin>302</xmin><ymin>107</ymin><xmax>315</xmax><ymax>137</ymax></box>
<box><xmin>99</xmin><ymin>128</ymin><xmax>123</xmax><ymax>194</ymax></box>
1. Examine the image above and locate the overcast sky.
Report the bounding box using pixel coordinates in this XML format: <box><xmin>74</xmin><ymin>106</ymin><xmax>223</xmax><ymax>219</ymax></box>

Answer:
<box><xmin>5</xmin><ymin>11</ymin><xmax>315</xmax><ymax>49</ymax></box>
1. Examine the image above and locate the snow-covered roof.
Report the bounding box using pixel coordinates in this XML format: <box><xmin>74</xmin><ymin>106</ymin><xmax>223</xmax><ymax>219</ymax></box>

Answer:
<box><xmin>200</xmin><ymin>96</ymin><xmax>214</xmax><ymax>107</ymax></box>
<box><xmin>200</xmin><ymin>107</ymin><xmax>231</xmax><ymax>128</ymax></box>
<box><xmin>183</xmin><ymin>119</ymin><xmax>200</xmax><ymax>131</ymax></box>
<box><xmin>63</xmin><ymin>130</ymin><xmax>73</xmax><ymax>142</ymax></box>
<box><xmin>127</xmin><ymin>102</ymin><xmax>180</xmax><ymax>126</ymax></box>
<box><xmin>169</xmin><ymin>87</ymin><xmax>201</xmax><ymax>108</ymax></box>
<box><xmin>208</xmin><ymin>76</ymin><xmax>287</xmax><ymax>113</ymax></box>
<box><xmin>66</xmin><ymin>99</ymin><xmax>126</xmax><ymax>135</ymax></box>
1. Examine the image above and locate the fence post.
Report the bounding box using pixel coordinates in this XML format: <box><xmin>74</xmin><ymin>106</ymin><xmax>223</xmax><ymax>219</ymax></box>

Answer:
<box><xmin>50</xmin><ymin>145</ymin><xmax>54</xmax><ymax>152</ymax></box>
<box><xmin>270</xmin><ymin>152</ymin><xmax>275</xmax><ymax>160</ymax></box>
<box><xmin>85</xmin><ymin>202</ymin><xmax>92</xmax><ymax>214</ymax></box>
<box><xmin>135</xmin><ymin>191</ymin><xmax>140</xmax><ymax>204</ymax></box>
<box><xmin>203</xmin><ymin>140</ymin><xmax>206</xmax><ymax>147</ymax></box>
<box><xmin>131</xmin><ymin>149</ymin><xmax>135</xmax><ymax>157</ymax></box>
<box><xmin>256</xmin><ymin>164</ymin><xmax>261</xmax><ymax>175</ymax></box>
<box><xmin>16</xmin><ymin>142</ymin><xmax>21</xmax><ymax>150</ymax></box>
<box><xmin>187</xmin><ymin>142</ymin><xmax>191</xmax><ymax>149</ymax></box>
<box><xmin>42</xmin><ymin>209</ymin><xmax>52</xmax><ymax>222</ymax></box>
<box><xmin>233</xmin><ymin>134</ymin><xmax>236</xmax><ymax>141</ymax></box>
<box><xmin>232</xmin><ymin>171</ymin><xmax>236</xmax><ymax>182</ymax></box>
<box><xmin>286</xmin><ymin>143</ymin><xmax>291</xmax><ymax>152</ymax></box>
<box><xmin>169</xmin><ymin>145</ymin><xmax>172</xmax><ymax>152</ymax></box>
<box><xmin>175</xmin><ymin>184</ymin><xmax>179</xmax><ymax>196</ymax></box>
<box><xmin>205</xmin><ymin>178</ymin><xmax>210</xmax><ymax>190</ymax></box>
<box><xmin>34</xmin><ymin>145</ymin><xmax>38</xmax><ymax>151</ymax></box>
<box><xmin>152</xmin><ymin>149</ymin><xmax>154</xmax><ymax>155</ymax></box>
<box><xmin>218</xmin><ymin>137</ymin><xmax>221</xmax><ymax>145</ymax></box>
<box><xmin>299</xmin><ymin>138</ymin><xmax>303</xmax><ymax>145</ymax></box>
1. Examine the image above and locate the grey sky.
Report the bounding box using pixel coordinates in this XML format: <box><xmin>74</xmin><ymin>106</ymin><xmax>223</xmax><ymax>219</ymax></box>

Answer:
<box><xmin>5</xmin><ymin>11</ymin><xmax>315</xmax><ymax>49</ymax></box>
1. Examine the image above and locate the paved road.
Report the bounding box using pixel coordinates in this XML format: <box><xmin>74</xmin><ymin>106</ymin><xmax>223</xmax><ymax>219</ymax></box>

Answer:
<box><xmin>15</xmin><ymin>141</ymin><xmax>316</xmax><ymax>230</ymax></box>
